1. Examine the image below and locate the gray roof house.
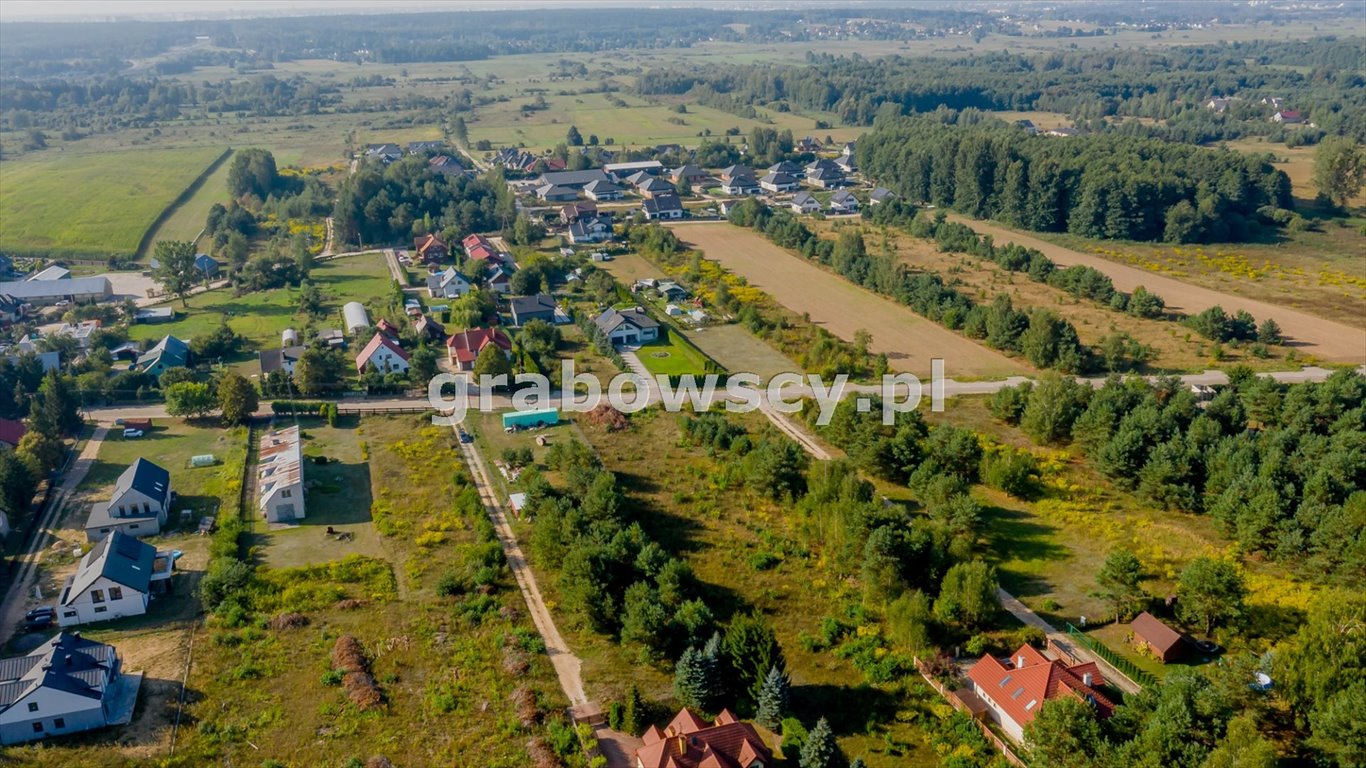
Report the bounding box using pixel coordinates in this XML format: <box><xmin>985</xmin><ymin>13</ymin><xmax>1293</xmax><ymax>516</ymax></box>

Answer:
<box><xmin>537</xmin><ymin>184</ymin><xmax>579</xmax><ymax>202</ymax></box>
<box><xmin>568</xmin><ymin>216</ymin><xmax>614</xmax><ymax>244</ymax></box>
<box><xmin>829</xmin><ymin>189</ymin><xmax>860</xmax><ymax>214</ymax></box>
<box><xmin>84</xmin><ymin>458</ymin><xmax>173</xmax><ymax>542</ymax></box>
<box><xmin>583</xmin><ymin>179</ymin><xmax>624</xmax><ymax>201</ymax></box>
<box><xmin>760</xmin><ymin>171</ymin><xmax>800</xmax><ymax>193</ymax></box>
<box><xmin>537</xmin><ymin>169</ymin><xmax>610</xmax><ymax>189</ymax></box>
<box><xmin>594</xmin><ymin>307</ymin><xmax>660</xmax><ymax>346</ymax></box>
<box><xmin>426</xmin><ymin>267</ymin><xmax>472</xmax><ymax>299</ymax></box>
<box><xmin>642</xmin><ymin>194</ymin><xmax>684</xmax><ymax>220</ymax></box>
<box><xmin>637</xmin><ymin>176</ymin><xmax>675</xmax><ymax>197</ymax></box>
<box><xmin>507</xmin><ymin>294</ymin><xmax>559</xmax><ymax>326</ymax></box>
<box><xmin>767</xmin><ymin>160</ymin><xmax>803</xmax><ymax>175</ymax></box>
<box><xmin>0</xmin><ymin>632</ymin><xmax>138</xmax><ymax>745</ymax></box>
<box><xmin>193</xmin><ymin>254</ymin><xmax>220</xmax><ymax>277</ymax></box>
<box><xmin>59</xmin><ymin>531</ymin><xmax>173</xmax><ymax>627</ymax></box>
<box><xmin>135</xmin><ymin>336</ymin><xmax>189</xmax><ymax>378</ymax></box>
<box><xmin>869</xmin><ymin>187</ymin><xmax>893</xmax><ymax>205</ymax></box>
<box><xmin>259</xmin><ymin>345</ymin><xmax>307</xmax><ymax>377</ymax></box>
<box><xmin>790</xmin><ymin>192</ymin><xmax>821</xmax><ymax>214</ymax></box>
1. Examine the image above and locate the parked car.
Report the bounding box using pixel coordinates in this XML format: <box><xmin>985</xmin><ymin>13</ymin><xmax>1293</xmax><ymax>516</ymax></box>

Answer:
<box><xmin>123</xmin><ymin>428</ymin><xmax>144</xmax><ymax>439</ymax></box>
<box><xmin>23</xmin><ymin>606</ymin><xmax>55</xmax><ymax>630</ymax></box>
<box><xmin>458</xmin><ymin>430</ymin><xmax>473</xmax><ymax>444</ymax></box>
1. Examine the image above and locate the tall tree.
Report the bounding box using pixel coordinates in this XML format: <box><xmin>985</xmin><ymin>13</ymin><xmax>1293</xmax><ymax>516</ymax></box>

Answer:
<box><xmin>33</xmin><ymin>371</ymin><xmax>82</xmax><ymax>437</ymax></box>
<box><xmin>152</xmin><ymin>240</ymin><xmax>199</xmax><ymax>307</ymax></box>
<box><xmin>755</xmin><ymin>664</ymin><xmax>790</xmax><ymax>731</ymax></box>
<box><xmin>1312</xmin><ymin>136</ymin><xmax>1365</xmax><ymax>208</ymax></box>
<box><xmin>1024</xmin><ymin>696</ymin><xmax>1104</xmax><ymax>768</ymax></box>
<box><xmin>1175</xmin><ymin>557</ymin><xmax>1246</xmax><ymax>637</ymax></box>
<box><xmin>294</xmin><ymin>347</ymin><xmax>348</xmax><ymax>396</ymax></box>
<box><xmin>725</xmin><ymin>612</ymin><xmax>785</xmax><ymax>704</ymax></box>
<box><xmin>1093</xmin><ymin>548</ymin><xmax>1147</xmax><ymax>621</ymax></box>
<box><xmin>672</xmin><ymin>644</ymin><xmax>718</xmax><ymax>711</ymax></box>
<box><xmin>164</xmin><ymin>382</ymin><xmax>215</xmax><ymax>419</ymax></box>
<box><xmin>799</xmin><ymin>717</ymin><xmax>842</xmax><ymax>768</ymax></box>
<box><xmin>226</xmin><ymin>148</ymin><xmax>280</xmax><ymax>199</ymax></box>
<box><xmin>933</xmin><ymin>560</ymin><xmax>999</xmax><ymax>629</ymax></box>
<box><xmin>217</xmin><ymin>371</ymin><xmax>259</xmax><ymax>425</ymax></box>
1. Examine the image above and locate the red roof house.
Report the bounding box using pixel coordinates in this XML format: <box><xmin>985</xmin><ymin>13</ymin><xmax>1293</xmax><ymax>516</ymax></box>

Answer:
<box><xmin>413</xmin><ymin>234</ymin><xmax>449</xmax><ymax>263</ymax></box>
<box><xmin>1130</xmin><ymin>611</ymin><xmax>1186</xmax><ymax>663</ymax></box>
<box><xmin>463</xmin><ymin>234</ymin><xmax>493</xmax><ymax>253</ymax></box>
<box><xmin>376</xmin><ymin>318</ymin><xmax>401</xmax><ymax>339</ymax></box>
<box><xmin>466</xmin><ymin>243</ymin><xmax>501</xmax><ymax>264</ymax></box>
<box><xmin>0</xmin><ymin>418</ymin><xmax>27</xmax><ymax>449</ymax></box>
<box><xmin>966</xmin><ymin>644</ymin><xmax>1113</xmax><ymax>743</ymax></box>
<box><xmin>355</xmin><ymin>332</ymin><xmax>411</xmax><ymax>374</ymax></box>
<box><xmin>634</xmin><ymin>708</ymin><xmax>772</xmax><ymax>768</ymax></box>
<box><xmin>446</xmin><ymin>327</ymin><xmax>512</xmax><ymax>370</ymax></box>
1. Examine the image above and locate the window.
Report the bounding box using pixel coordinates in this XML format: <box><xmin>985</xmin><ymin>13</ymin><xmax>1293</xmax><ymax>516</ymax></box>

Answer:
<box><xmin>27</xmin><ymin>702</ymin><xmax>38</xmax><ymax>712</ymax></box>
<box><xmin>129</xmin><ymin>524</ymin><xmax>139</xmax><ymax>530</ymax></box>
<box><xmin>109</xmin><ymin>587</ymin><xmax>123</xmax><ymax>600</ymax></box>
<box><xmin>63</xmin><ymin>611</ymin><xmax>77</xmax><ymax>619</ymax></box>
<box><xmin>90</xmin><ymin>589</ymin><xmax>105</xmax><ymax>603</ymax></box>
<box><xmin>32</xmin><ymin>722</ymin><xmax>43</xmax><ymax>733</ymax></box>
<box><xmin>281</xmin><ymin>489</ymin><xmax>292</xmax><ymax>499</ymax></box>
<box><xmin>53</xmin><ymin>718</ymin><xmax>65</xmax><ymax>729</ymax></box>
<box><xmin>94</xmin><ymin>606</ymin><xmax>107</xmax><ymax>613</ymax></box>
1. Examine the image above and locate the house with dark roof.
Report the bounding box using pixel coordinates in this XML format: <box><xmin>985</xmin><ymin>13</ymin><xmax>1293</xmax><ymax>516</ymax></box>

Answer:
<box><xmin>594</xmin><ymin>307</ymin><xmax>659</xmax><ymax>346</ymax></box>
<box><xmin>604</xmin><ymin>160</ymin><xmax>663</xmax><ymax>181</ymax></box>
<box><xmin>829</xmin><ymin>189</ymin><xmax>860</xmax><ymax>214</ymax></box>
<box><xmin>258</xmin><ymin>346</ymin><xmax>306</xmax><ymax>377</ymax></box>
<box><xmin>0</xmin><ymin>632</ymin><xmax>137</xmax><ymax>744</ymax></box>
<box><xmin>537</xmin><ymin>184</ymin><xmax>579</xmax><ymax>202</ymax></box>
<box><xmin>1130</xmin><ymin>611</ymin><xmax>1187</xmax><ymax>663</ymax></box>
<box><xmin>720</xmin><ymin>170</ymin><xmax>761</xmax><ymax>196</ymax></box>
<box><xmin>507</xmin><ymin>294</ymin><xmax>559</xmax><ymax>326</ymax></box>
<box><xmin>414</xmin><ymin>314</ymin><xmax>445</xmax><ymax>343</ymax></box>
<box><xmin>633</xmin><ymin>708</ymin><xmax>772</xmax><ymax>768</ymax></box>
<box><xmin>637</xmin><ymin>176</ymin><xmax>676</xmax><ymax>199</ymax></box>
<box><xmin>486</xmin><ymin>265</ymin><xmax>512</xmax><ymax>294</ymax></box>
<box><xmin>805</xmin><ymin>165</ymin><xmax>847</xmax><ymax>189</ymax></box>
<box><xmin>1271</xmin><ymin>109</ymin><xmax>1304</xmax><ymax>124</ymax></box>
<box><xmin>583</xmin><ymin>179</ymin><xmax>624</xmax><ymax>201</ymax></box>
<box><xmin>364</xmin><ymin>144</ymin><xmax>403</xmax><ymax>163</ymax></box>
<box><xmin>84</xmin><ymin>458</ymin><xmax>173</xmax><ymax>542</ymax></box>
<box><xmin>869</xmin><ymin>187</ymin><xmax>893</xmax><ymax>205</ymax></box>
<box><xmin>428</xmin><ymin>155</ymin><xmax>465</xmax><ymax>175</ymax></box>
<box><xmin>426</xmin><ymin>267</ymin><xmax>472</xmax><ymax>299</ymax></box>
<box><xmin>135</xmin><ymin>336</ymin><xmax>188</xmax><ymax>378</ymax></box>
<box><xmin>760</xmin><ymin>171</ymin><xmax>800</xmax><ymax>193</ymax></box>
<box><xmin>0</xmin><ymin>418</ymin><xmax>27</xmax><ymax>449</ymax></box>
<box><xmin>569</xmin><ymin>216</ymin><xmax>614</xmax><ymax>244</ymax></box>
<box><xmin>642</xmin><ymin>194</ymin><xmax>684</xmax><ymax>221</ymax></box>
<box><xmin>355</xmin><ymin>332</ymin><xmax>411</xmax><ymax>374</ymax></box>
<box><xmin>59</xmin><ymin>532</ymin><xmax>173</xmax><ymax>626</ymax></box>
<box><xmin>767</xmin><ymin>160</ymin><xmax>803</xmax><ymax>175</ymax></box>
<box><xmin>537</xmin><ymin>169</ymin><xmax>610</xmax><ymax>190</ymax></box>
<box><xmin>967</xmin><ymin>643</ymin><xmax>1114</xmax><ymax>743</ymax></box>
<box><xmin>446</xmin><ymin>327</ymin><xmax>513</xmax><ymax>370</ymax></box>
<box><xmin>669</xmin><ymin>164</ymin><xmax>707</xmax><ymax>185</ymax></box>
<box><xmin>407</xmin><ymin>140</ymin><xmax>445</xmax><ymax>155</ymax></box>
<box><xmin>790</xmin><ymin>192</ymin><xmax>821</xmax><ymax>215</ymax></box>
<box><xmin>796</xmin><ymin>135</ymin><xmax>823</xmax><ymax>153</ymax></box>
<box><xmin>193</xmin><ymin>254</ymin><xmax>220</xmax><ymax>278</ymax></box>
<box><xmin>560</xmin><ymin>201</ymin><xmax>598</xmax><ymax>223</ymax></box>
<box><xmin>413</xmin><ymin>234</ymin><xmax>450</xmax><ymax>264</ymax></box>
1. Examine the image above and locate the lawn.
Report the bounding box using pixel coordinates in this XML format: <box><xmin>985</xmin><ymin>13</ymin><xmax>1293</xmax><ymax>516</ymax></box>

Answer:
<box><xmin>0</xmin><ymin>146</ymin><xmax>227</xmax><ymax>258</ymax></box>
<box><xmin>249</xmin><ymin>416</ymin><xmax>386</xmax><ymax>569</ymax></box>
<box><xmin>126</xmin><ymin>252</ymin><xmax>396</xmax><ymax>361</ymax></box>
<box><xmin>634</xmin><ymin>328</ymin><xmax>715</xmax><ymax>378</ymax></box>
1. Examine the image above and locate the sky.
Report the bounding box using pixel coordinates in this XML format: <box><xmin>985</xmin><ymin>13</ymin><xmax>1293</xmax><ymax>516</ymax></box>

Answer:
<box><xmin>0</xmin><ymin>0</ymin><xmax>790</xmax><ymax>23</ymax></box>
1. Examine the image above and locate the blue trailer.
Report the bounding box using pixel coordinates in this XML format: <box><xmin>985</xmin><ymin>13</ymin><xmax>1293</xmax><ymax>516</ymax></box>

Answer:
<box><xmin>502</xmin><ymin>408</ymin><xmax>560</xmax><ymax>430</ymax></box>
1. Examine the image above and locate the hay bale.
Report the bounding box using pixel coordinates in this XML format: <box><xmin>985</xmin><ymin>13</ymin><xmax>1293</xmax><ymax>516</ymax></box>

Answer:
<box><xmin>334</xmin><ymin>598</ymin><xmax>368</xmax><ymax>611</ymax></box>
<box><xmin>502</xmin><ymin>648</ymin><xmax>529</xmax><ymax>677</ymax></box>
<box><xmin>511</xmin><ymin>686</ymin><xmax>541</xmax><ymax>727</ymax></box>
<box><xmin>267</xmin><ymin>612</ymin><xmax>309</xmax><ymax>630</ymax></box>
<box><xmin>332</xmin><ymin>635</ymin><xmax>368</xmax><ymax>673</ymax></box>
<box><xmin>527</xmin><ymin>736</ymin><xmax>564</xmax><ymax>768</ymax></box>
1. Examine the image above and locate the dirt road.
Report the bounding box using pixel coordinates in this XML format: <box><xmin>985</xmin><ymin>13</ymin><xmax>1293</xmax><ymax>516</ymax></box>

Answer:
<box><xmin>669</xmin><ymin>222</ymin><xmax>1029</xmax><ymax>379</ymax></box>
<box><xmin>0</xmin><ymin>427</ymin><xmax>108</xmax><ymax>645</ymax></box>
<box><xmin>947</xmin><ymin>215</ymin><xmax>1366</xmax><ymax>364</ymax></box>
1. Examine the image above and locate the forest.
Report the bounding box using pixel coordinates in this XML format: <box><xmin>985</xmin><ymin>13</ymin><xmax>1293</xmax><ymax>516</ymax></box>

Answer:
<box><xmin>857</xmin><ymin>113</ymin><xmax>1293</xmax><ymax>243</ymax></box>
<box><xmin>331</xmin><ymin>155</ymin><xmax>514</xmax><ymax>247</ymax></box>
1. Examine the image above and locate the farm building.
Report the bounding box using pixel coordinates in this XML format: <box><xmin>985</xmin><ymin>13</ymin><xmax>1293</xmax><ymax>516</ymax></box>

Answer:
<box><xmin>342</xmin><ymin>302</ymin><xmax>370</xmax><ymax>334</ymax></box>
<box><xmin>0</xmin><ymin>277</ymin><xmax>111</xmax><ymax>306</ymax></box>
<box><xmin>0</xmin><ymin>632</ymin><xmax>138</xmax><ymax>745</ymax></box>
<box><xmin>502</xmin><ymin>408</ymin><xmax>559</xmax><ymax>430</ymax></box>
<box><xmin>258</xmin><ymin>426</ymin><xmax>305</xmax><ymax>523</ymax></box>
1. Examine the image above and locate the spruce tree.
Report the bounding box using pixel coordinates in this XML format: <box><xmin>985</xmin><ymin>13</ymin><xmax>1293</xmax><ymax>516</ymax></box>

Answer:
<box><xmin>622</xmin><ymin>683</ymin><xmax>643</xmax><ymax>734</ymax></box>
<box><xmin>799</xmin><ymin>717</ymin><xmax>841</xmax><ymax>768</ymax></box>
<box><xmin>672</xmin><ymin>646</ymin><xmax>716</xmax><ymax>711</ymax></box>
<box><xmin>756</xmin><ymin>664</ymin><xmax>790</xmax><ymax>730</ymax></box>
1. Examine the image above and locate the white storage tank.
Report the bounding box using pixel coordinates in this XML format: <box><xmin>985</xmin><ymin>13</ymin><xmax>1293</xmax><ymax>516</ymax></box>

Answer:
<box><xmin>282</xmin><ymin>328</ymin><xmax>298</xmax><ymax>347</ymax></box>
<box><xmin>343</xmin><ymin>302</ymin><xmax>371</xmax><ymax>334</ymax></box>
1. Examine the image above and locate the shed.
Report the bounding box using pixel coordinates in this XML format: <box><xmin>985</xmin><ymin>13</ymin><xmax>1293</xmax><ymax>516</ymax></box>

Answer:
<box><xmin>1131</xmin><ymin>611</ymin><xmax>1186</xmax><ymax>663</ymax></box>
<box><xmin>342</xmin><ymin>302</ymin><xmax>370</xmax><ymax>334</ymax></box>
<box><xmin>502</xmin><ymin>408</ymin><xmax>560</xmax><ymax>430</ymax></box>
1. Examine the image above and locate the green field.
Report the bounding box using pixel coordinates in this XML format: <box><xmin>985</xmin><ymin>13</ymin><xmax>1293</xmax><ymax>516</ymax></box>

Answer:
<box><xmin>0</xmin><ymin>146</ymin><xmax>226</xmax><ymax>258</ymax></box>
<box><xmin>635</xmin><ymin>328</ymin><xmax>714</xmax><ymax>377</ymax></box>
<box><xmin>126</xmin><ymin>253</ymin><xmax>395</xmax><ymax>364</ymax></box>
<box><xmin>144</xmin><ymin>147</ymin><xmax>236</xmax><ymax>252</ymax></box>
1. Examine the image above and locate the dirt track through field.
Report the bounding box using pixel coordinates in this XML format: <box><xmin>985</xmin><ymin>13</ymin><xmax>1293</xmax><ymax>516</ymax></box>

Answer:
<box><xmin>947</xmin><ymin>215</ymin><xmax>1366</xmax><ymax>364</ymax></box>
<box><xmin>669</xmin><ymin>222</ymin><xmax>1028</xmax><ymax>379</ymax></box>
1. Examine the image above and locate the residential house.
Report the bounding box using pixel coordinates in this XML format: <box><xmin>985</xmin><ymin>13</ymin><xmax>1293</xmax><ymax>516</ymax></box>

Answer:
<box><xmin>486</xmin><ymin>266</ymin><xmax>512</xmax><ymax>294</ymax></box>
<box><xmin>317</xmin><ymin>329</ymin><xmax>346</xmax><ymax>349</ymax></box>
<box><xmin>642</xmin><ymin>194</ymin><xmax>684</xmax><ymax>220</ymax></box>
<box><xmin>49</xmin><ymin>320</ymin><xmax>101</xmax><ymax>349</ymax></box>
<box><xmin>428</xmin><ymin>155</ymin><xmax>465</xmax><ymax>175</ymax></box>
<box><xmin>583</xmin><ymin>179</ymin><xmax>624</xmax><ymax>201</ymax></box>
<box><xmin>1206</xmin><ymin>97</ymin><xmax>1234</xmax><ymax>113</ymax></box>
<box><xmin>258</xmin><ymin>346</ymin><xmax>306</xmax><ymax>378</ymax></box>
<box><xmin>0</xmin><ymin>277</ymin><xmax>111</xmax><ymax>306</ymax></box>
<box><xmin>0</xmin><ymin>419</ymin><xmax>26</xmax><ymax>449</ymax></box>
<box><xmin>258</xmin><ymin>425</ymin><xmax>305</xmax><ymax>523</ymax></box>
<box><xmin>426</xmin><ymin>267</ymin><xmax>472</xmax><ymax>299</ymax></box>
<box><xmin>193</xmin><ymin>253</ymin><xmax>220</xmax><ymax>278</ymax></box>
<box><xmin>720</xmin><ymin>165</ymin><xmax>753</xmax><ymax>183</ymax></box>
<box><xmin>559</xmin><ymin>201</ymin><xmax>598</xmax><ymax>223</ymax></box>
<box><xmin>84</xmin><ymin>458</ymin><xmax>173</xmax><ymax>542</ymax></box>
<box><xmin>1272</xmin><ymin>110</ymin><xmax>1304</xmax><ymax>124</ymax></box>
<box><xmin>669</xmin><ymin>164</ymin><xmax>707</xmax><ymax>185</ymax></box>
<box><xmin>594</xmin><ymin>307</ymin><xmax>659</xmax><ymax>346</ymax></box>
<box><xmin>536</xmin><ymin>169</ymin><xmax>610</xmax><ymax>190</ymax></box>
<box><xmin>637</xmin><ymin>176</ymin><xmax>676</xmax><ymax>199</ymax></box>
<box><xmin>1261</xmin><ymin>96</ymin><xmax>1284</xmax><ymax>110</ymax></box>
<box><xmin>493</xmin><ymin>147</ymin><xmax>540</xmax><ymax>173</ymax></box>
<box><xmin>790</xmin><ymin>192</ymin><xmax>821</xmax><ymax>215</ymax></box>
<box><xmin>1045</xmin><ymin>127</ymin><xmax>1079</xmax><ymax>137</ymax></box>
<box><xmin>414</xmin><ymin>315</ymin><xmax>445</xmax><ymax>343</ymax></box>
<box><xmin>966</xmin><ymin>643</ymin><xmax>1114</xmax><ymax>743</ymax></box>
<box><xmin>135</xmin><ymin>336</ymin><xmax>188</xmax><ymax>378</ymax></box>
<box><xmin>508</xmin><ymin>294</ymin><xmax>558</xmax><ymax>326</ymax></box>
<box><xmin>0</xmin><ymin>295</ymin><xmax>24</xmax><ymax>324</ymax></box>
<box><xmin>603</xmin><ymin>160</ymin><xmax>662</xmax><ymax>181</ymax></box>
<box><xmin>632</xmin><ymin>708</ymin><xmax>772</xmax><ymax>768</ymax></box>
<box><xmin>446</xmin><ymin>327</ymin><xmax>513</xmax><ymax>370</ymax></box>
<box><xmin>840</xmin><ymin>141</ymin><xmax>856</xmax><ymax>160</ymax></box>
<box><xmin>829</xmin><ymin>189</ymin><xmax>860</xmax><ymax>214</ymax></box>
<box><xmin>536</xmin><ymin>184</ymin><xmax>579</xmax><ymax>202</ymax></box>
<box><xmin>413</xmin><ymin>234</ymin><xmax>450</xmax><ymax>264</ymax></box>
<box><xmin>363</xmin><ymin>144</ymin><xmax>403</xmax><ymax>163</ymax></box>
<box><xmin>376</xmin><ymin>318</ymin><xmax>401</xmax><ymax>339</ymax></box>
<box><xmin>796</xmin><ymin>135</ymin><xmax>823</xmax><ymax>153</ymax></box>
<box><xmin>767</xmin><ymin>160</ymin><xmax>803</xmax><ymax>175</ymax></box>
<box><xmin>870</xmin><ymin>187</ymin><xmax>894</xmax><ymax>205</ymax></box>
<box><xmin>568</xmin><ymin>216</ymin><xmax>614</xmax><ymax>244</ymax></box>
<box><xmin>720</xmin><ymin>171</ymin><xmax>761</xmax><ymax>196</ymax></box>
<box><xmin>58</xmin><ymin>532</ymin><xmax>173</xmax><ymax>627</ymax></box>
<box><xmin>407</xmin><ymin>140</ymin><xmax>445</xmax><ymax>155</ymax></box>
<box><xmin>343</xmin><ymin>302</ymin><xmax>371</xmax><ymax>334</ymax></box>
<box><xmin>466</xmin><ymin>242</ymin><xmax>504</xmax><ymax>266</ymax></box>
<box><xmin>625</xmin><ymin>170</ymin><xmax>654</xmax><ymax>188</ymax></box>
<box><xmin>834</xmin><ymin>154</ymin><xmax>857</xmax><ymax>174</ymax></box>
<box><xmin>0</xmin><ymin>632</ymin><xmax>137</xmax><ymax>745</ymax></box>
<box><xmin>1130</xmin><ymin>612</ymin><xmax>1186</xmax><ymax>663</ymax></box>
<box><xmin>760</xmin><ymin>171</ymin><xmax>800</xmax><ymax>193</ymax></box>
<box><xmin>805</xmin><ymin>159</ymin><xmax>846</xmax><ymax>188</ymax></box>
<box><xmin>355</xmin><ymin>332</ymin><xmax>411</xmax><ymax>374</ymax></box>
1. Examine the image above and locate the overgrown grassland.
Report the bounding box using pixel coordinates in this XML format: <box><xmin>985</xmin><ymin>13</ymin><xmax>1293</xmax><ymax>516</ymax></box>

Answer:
<box><xmin>0</xmin><ymin>146</ymin><xmax>225</xmax><ymax>258</ymax></box>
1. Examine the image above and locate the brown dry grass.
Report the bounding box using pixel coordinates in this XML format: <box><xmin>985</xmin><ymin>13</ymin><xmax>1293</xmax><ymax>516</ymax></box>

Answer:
<box><xmin>668</xmin><ymin>222</ymin><xmax>1030</xmax><ymax>379</ymax></box>
<box><xmin>946</xmin><ymin>215</ymin><xmax>1366</xmax><ymax>364</ymax></box>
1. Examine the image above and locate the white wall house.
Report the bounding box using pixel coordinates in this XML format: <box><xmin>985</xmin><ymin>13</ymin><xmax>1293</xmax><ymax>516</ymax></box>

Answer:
<box><xmin>594</xmin><ymin>307</ymin><xmax>660</xmax><ymax>346</ymax></box>
<box><xmin>58</xmin><ymin>532</ymin><xmax>171</xmax><ymax>627</ymax></box>
<box><xmin>258</xmin><ymin>425</ymin><xmax>305</xmax><ymax>523</ymax></box>
<box><xmin>355</xmin><ymin>332</ymin><xmax>411</xmax><ymax>374</ymax></box>
<box><xmin>0</xmin><ymin>633</ymin><xmax>133</xmax><ymax>745</ymax></box>
<box><xmin>83</xmin><ymin>458</ymin><xmax>171</xmax><ymax>542</ymax></box>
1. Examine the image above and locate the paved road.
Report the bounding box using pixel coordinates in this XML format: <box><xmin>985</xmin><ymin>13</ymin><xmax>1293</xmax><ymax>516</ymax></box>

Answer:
<box><xmin>994</xmin><ymin>588</ymin><xmax>1142</xmax><ymax>695</ymax></box>
<box><xmin>0</xmin><ymin>427</ymin><xmax>108</xmax><ymax>646</ymax></box>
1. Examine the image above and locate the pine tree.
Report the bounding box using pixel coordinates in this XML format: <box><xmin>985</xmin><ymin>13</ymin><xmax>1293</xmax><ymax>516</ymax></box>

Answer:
<box><xmin>755</xmin><ymin>664</ymin><xmax>790</xmax><ymax>730</ymax></box>
<box><xmin>799</xmin><ymin>717</ymin><xmax>841</xmax><ymax>768</ymax></box>
<box><xmin>673</xmin><ymin>645</ymin><xmax>717</xmax><ymax>711</ymax></box>
<box><xmin>622</xmin><ymin>683</ymin><xmax>643</xmax><ymax>734</ymax></box>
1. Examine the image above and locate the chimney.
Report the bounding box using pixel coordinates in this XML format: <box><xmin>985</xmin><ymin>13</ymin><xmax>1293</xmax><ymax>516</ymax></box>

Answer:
<box><xmin>1083</xmin><ymin>672</ymin><xmax>1094</xmax><ymax>686</ymax></box>
<box><xmin>1017</xmin><ymin>655</ymin><xmax>1025</xmax><ymax>668</ymax></box>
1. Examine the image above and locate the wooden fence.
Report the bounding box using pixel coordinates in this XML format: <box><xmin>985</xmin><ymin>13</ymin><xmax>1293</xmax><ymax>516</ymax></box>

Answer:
<box><xmin>913</xmin><ymin>657</ymin><xmax>1026</xmax><ymax>768</ymax></box>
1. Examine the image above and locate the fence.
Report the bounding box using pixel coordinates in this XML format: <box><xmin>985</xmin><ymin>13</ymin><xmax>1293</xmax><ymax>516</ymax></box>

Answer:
<box><xmin>1066</xmin><ymin>622</ymin><xmax>1158</xmax><ymax>689</ymax></box>
<box><xmin>912</xmin><ymin>657</ymin><xmax>1025</xmax><ymax>768</ymax></box>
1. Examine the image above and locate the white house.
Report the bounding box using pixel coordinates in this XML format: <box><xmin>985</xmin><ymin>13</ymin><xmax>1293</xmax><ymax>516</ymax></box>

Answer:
<box><xmin>594</xmin><ymin>307</ymin><xmax>660</xmax><ymax>346</ymax></box>
<box><xmin>355</xmin><ymin>332</ymin><xmax>411</xmax><ymax>374</ymax></box>
<box><xmin>258</xmin><ymin>425</ymin><xmax>305</xmax><ymax>523</ymax></box>
<box><xmin>58</xmin><ymin>532</ymin><xmax>172</xmax><ymax>627</ymax></box>
<box><xmin>760</xmin><ymin>171</ymin><xmax>800</xmax><ymax>193</ymax></box>
<box><xmin>84</xmin><ymin>459</ymin><xmax>172</xmax><ymax>542</ymax></box>
<box><xmin>642</xmin><ymin>194</ymin><xmax>684</xmax><ymax>221</ymax></box>
<box><xmin>425</xmin><ymin>267</ymin><xmax>472</xmax><ymax>299</ymax></box>
<box><xmin>790</xmin><ymin>192</ymin><xmax>821</xmax><ymax>215</ymax></box>
<box><xmin>0</xmin><ymin>632</ymin><xmax>137</xmax><ymax>745</ymax></box>
<box><xmin>829</xmin><ymin>189</ymin><xmax>860</xmax><ymax>214</ymax></box>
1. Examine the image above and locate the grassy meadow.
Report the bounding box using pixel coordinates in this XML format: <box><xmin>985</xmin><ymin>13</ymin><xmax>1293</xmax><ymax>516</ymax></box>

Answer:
<box><xmin>0</xmin><ymin>146</ymin><xmax>226</xmax><ymax>258</ymax></box>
